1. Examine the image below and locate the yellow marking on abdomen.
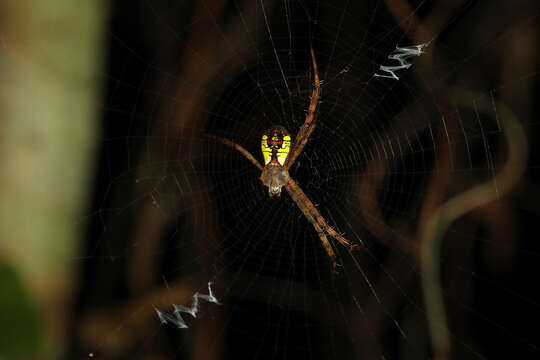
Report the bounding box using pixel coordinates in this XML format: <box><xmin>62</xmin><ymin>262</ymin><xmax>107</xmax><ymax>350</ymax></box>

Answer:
<box><xmin>261</xmin><ymin>133</ymin><xmax>291</xmax><ymax>166</ymax></box>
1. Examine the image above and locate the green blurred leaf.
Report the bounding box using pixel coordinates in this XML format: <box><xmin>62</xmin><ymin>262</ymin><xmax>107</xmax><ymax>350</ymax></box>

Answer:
<box><xmin>0</xmin><ymin>263</ymin><xmax>44</xmax><ymax>359</ymax></box>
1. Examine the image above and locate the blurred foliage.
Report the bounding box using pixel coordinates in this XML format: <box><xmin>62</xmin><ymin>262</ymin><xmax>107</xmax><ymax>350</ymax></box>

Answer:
<box><xmin>0</xmin><ymin>263</ymin><xmax>44</xmax><ymax>359</ymax></box>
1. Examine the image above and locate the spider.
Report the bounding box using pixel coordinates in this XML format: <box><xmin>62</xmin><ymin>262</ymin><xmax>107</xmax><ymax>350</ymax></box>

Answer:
<box><xmin>208</xmin><ymin>49</ymin><xmax>359</xmax><ymax>273</ymax></box>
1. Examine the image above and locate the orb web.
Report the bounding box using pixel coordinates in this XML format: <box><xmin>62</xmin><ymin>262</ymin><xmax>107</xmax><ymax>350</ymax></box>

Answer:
<box><xmin>74</xmin><ymin>1</ymin><xmax>540</xmax><ymax>359</ymax></box>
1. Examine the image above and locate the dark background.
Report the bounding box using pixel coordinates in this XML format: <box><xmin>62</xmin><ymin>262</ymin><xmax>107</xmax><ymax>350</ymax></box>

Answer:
<box><xmin>71</xmin><ymin>1</ymin><xmax>540</xmax><ymax>359</ymax></box>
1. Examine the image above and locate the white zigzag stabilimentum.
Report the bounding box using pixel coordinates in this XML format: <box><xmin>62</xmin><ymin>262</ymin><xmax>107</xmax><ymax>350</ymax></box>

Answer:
<box><xmin>154</xmin><ymin>281</ymin><xmax>221</xmax><ymax>329</ymax></box>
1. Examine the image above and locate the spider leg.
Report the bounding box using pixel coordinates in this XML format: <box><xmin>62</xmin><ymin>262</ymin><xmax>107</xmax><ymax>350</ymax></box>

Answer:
<box><xmin>207</xmin><ymin>134</ymin><xmax>263</xmax><ymax>171</ymax></box>
<box><xmin>315</xmin><ymin>216</ymin><xmax>360</xmax><ymax>249</ymax></box>
<box><xmin>312</xmin><ymin>221</ymin><xmax>337</xmax><ymax>274</ymax></box>
<box><xmin>283</xmin><ymin>173</ymin><xmax>358</xmax><ymax>273</ymax></box>
<box><xmin>284</xmin><ymin>48</ymin><xmax>321</xmax><ymax>170</ymax></box>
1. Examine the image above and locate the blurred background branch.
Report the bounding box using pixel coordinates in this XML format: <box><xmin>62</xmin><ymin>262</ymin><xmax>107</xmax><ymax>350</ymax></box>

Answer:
<box><xmin>0</xmin><ymin>0</ymin><xmax>107</xmax><ymax>358</ymax></box>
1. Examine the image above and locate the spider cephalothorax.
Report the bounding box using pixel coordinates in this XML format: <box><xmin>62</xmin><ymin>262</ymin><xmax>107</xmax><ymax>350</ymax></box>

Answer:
<box><xmin>208</xmin><ymin>49</ymin><xmax>359</xmax><ymax>273</ymax></box>
<box><xmin>260</xmin><ymin>126</ymin><xmax>291</xmax><ymax>197</ymax></box>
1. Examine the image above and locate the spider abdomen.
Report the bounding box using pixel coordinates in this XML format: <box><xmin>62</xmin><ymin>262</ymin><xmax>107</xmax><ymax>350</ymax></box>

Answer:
<box><xmin>261</xmin><ymin>126</ymin><xmax>291</xmax><ymax>167</ymax></box>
